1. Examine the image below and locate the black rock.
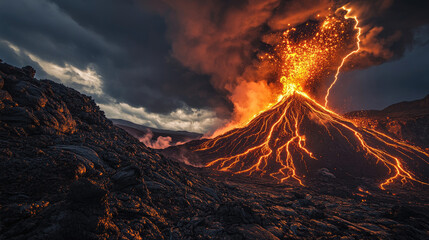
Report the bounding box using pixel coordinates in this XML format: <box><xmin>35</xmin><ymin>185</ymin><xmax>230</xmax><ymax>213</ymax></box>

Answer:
<box><xmin>68</xmin><ymin>179</ymin><xmax>107</xmax><ymax>205</ymax></box>
<box><xmin>22</xmin><ymin>66</ymin><xmax>36</xmax><ymax>78</ymax></box>
<box><xmin>0</xmin><ymin>60</ymin><xmax>428</xmax><ymax>240</ymax></box>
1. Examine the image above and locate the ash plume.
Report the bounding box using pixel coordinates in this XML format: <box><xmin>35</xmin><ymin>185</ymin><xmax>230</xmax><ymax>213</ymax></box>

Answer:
<box><xmin>149</xmin><ymin>0</ymin><xmax>335</xmax><ymax>131</ymax></box>
<box><xmin>1</xmin><ymin>0</ymin><xmax>428</xmax><ymax>134</ymax></box>
<box><xmin>341</xmin><ymin>0</ymin><xmax>429</xmax><ymax>69</ymax></box>
<box><xmin>146</xmin><ymin>0</ymin><xmax>429</xmax><ymax>132</ymax></box>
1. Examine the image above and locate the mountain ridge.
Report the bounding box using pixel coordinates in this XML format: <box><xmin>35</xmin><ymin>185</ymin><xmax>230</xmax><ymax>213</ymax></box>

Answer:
<box><xmin>345</xmin><ymin>94</ymin><xmax>429</xmax><ymax>148</ymax></box>
<box><xmin>111</xmin><ymin>118</ymin><xmax>202</xmax><ymax>146</ymax></box>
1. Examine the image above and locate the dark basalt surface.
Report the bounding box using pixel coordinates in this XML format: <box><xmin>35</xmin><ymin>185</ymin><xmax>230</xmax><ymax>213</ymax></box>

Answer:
<box><xmin>0</xmin><ymin>61</ymin><xmax>428</xmax><ymax>239</ymax></box>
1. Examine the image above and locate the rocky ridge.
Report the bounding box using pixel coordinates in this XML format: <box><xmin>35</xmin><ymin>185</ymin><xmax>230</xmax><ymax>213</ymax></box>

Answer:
<box><xmin>346</xmin><ymin>95</ymin><xmax>429</xmax><ymax>149</ymax></box>
<box><xmin>0</xmin><ymin>61</ymin><xmax>428</xmax><ymax>239</ymax></box>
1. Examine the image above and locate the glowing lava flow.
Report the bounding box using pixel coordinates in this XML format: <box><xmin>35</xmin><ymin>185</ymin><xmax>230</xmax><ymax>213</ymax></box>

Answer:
<box><xmin>298</xmin><ymin>93</ymin><xmax>429</xmax><ymax>190</ymax></box>
<box><xmin>325</xmin><ymin>6</ymin><xmax>361</xmax><ymax>108</ymax></box>
<box><xmin>194</xmin><ymin>88</ymin><xmax>429</xmax><ymax>189</ymax></box>
<box><xmin>196</xmin><ymin>89</ymin><xmax>315</xmax><ymax>187</ymax></box>
<box><xmin>190</xmin><ymin>6</ymin><xmax>429</xmax><ymax>189</ymax></box>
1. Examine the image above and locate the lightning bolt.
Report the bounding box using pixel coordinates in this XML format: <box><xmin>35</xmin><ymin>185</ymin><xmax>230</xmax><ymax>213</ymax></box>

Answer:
<box><xmin>191</xmin><ymin>6</ymin><xmax>429</xmax><ymax>190</ymax></box>
<box><xmin>324</xmin><ymin>6</ymin><xmax>361</xmax><ymax>108</ymax></box>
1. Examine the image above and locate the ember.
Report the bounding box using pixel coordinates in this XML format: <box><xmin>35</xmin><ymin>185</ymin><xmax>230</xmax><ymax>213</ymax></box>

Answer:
<box><xmin>189</xmin><ymin>6</ymin><xmax>429</xmax><ymax>189</ymax></box>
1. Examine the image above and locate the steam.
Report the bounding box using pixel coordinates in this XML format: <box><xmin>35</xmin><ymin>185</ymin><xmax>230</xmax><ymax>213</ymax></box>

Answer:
<box><xmin>139</xmin><ymin>129</ymin><xmax>172</xmax><ymax>149</ymax></box>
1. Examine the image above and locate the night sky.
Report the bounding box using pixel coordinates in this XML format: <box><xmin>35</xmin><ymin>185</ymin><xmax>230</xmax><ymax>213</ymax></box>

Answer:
<box><xmin>1</xmin><ymin>0</ymin><xmax>428</xmax><ymax>133</ymax></box>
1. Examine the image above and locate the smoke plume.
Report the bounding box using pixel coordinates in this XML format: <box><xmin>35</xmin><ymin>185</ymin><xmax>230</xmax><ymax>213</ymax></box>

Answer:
<box><xmin>139</xmin><ymin>130</ymin><xmax>173</xmax><ymax>149</ymax></box>
<box><xmin>342</xmin><ymin>0</ymin><xmax>429</xmax><ymax>69</ymax></box>
<box><xmin>146</xmin><ymin>0</ymin><xmax>429</xmax><ymax>133</ymax></box>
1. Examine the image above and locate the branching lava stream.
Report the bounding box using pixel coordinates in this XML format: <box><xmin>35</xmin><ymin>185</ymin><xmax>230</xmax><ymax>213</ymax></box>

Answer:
<box><xmin>190</xmin><ymin>6</ymin><xmax>429</xmax><ymax>189</ymax></box>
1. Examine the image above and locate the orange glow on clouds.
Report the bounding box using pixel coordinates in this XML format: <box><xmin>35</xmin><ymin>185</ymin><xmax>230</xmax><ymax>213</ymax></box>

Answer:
<box><xmin>194</xmin><ymin>6</ymin><xmax>429</xmax><ymax>189</ymax></box>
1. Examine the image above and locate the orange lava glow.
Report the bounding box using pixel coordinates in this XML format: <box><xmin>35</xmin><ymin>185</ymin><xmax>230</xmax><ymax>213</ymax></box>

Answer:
<box><xmin>193</xmin><ymin>6</ymin><xmax>429</xmax><ymax>189</ymax></box>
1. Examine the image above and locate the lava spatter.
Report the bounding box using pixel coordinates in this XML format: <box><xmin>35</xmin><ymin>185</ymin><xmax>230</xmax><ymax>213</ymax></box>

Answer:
<box><xmin>190</xmin><ymin>6</ymin><xmax>429</xmax><ymax>189</ymax></box>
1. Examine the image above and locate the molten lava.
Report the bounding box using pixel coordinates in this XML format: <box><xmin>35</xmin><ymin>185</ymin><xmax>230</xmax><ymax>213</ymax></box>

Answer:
<box><xmin>187</xmin><ymin>6</ymin><xmax>429</xmax><ymax>189</ymax></box>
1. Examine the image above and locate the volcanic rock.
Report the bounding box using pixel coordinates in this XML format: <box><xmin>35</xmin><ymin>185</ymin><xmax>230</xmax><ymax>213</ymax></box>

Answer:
<box><xmin>0</xmin><ymin>61</ymin><xmax>428</xmax><ymax>239</ymax></box>
<box><xmin>318</xmin><ymin>168</ymin><xmax>336</xmax><ymax>179</ymax></box>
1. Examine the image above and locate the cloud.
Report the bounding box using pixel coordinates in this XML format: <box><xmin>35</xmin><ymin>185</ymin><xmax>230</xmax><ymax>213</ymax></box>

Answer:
<box><xmin>342</xmin><ymin>0</ymin><xmax>429</xmax><ymax>69</ymax></box>
<box><xmin>0</xmin><ymin>0</ymin><xmax>230</xmax><ymax>115</ymax></box>
<box><xmin>0</xmin><ymin>0</ymin><xmax>117</xmax><ymax>68</ymax></box>
<box><xmin>0</xmin><ymin>0</ymin><xmax>428</xmax><ymax>133</ymax></box>
<box><xmin>2</xmin><ymin>40</ymin><xmax>103</xmax><ymax>96</ymax></box>
<box><xmin>98</xmin><ymin>101</ymin><xmax>224</xmax><ymax>134</ymax></box>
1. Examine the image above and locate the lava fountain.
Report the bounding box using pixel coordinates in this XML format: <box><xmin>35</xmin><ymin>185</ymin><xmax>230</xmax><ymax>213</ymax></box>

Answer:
<box><xmin>181</xmin><ymin>6</ymin><xmax>429</xmax><ymax>189</ymax></box>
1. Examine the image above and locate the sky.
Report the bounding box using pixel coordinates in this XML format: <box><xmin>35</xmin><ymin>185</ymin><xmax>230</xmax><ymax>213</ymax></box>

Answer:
<box><xmin>0</xmin><ymin>0</ymin><xmax>428</xmax><ymax>133</ymax></box>
<box><xmin>331</xmin><ymin>41</ymin><xmax>429</xmax><ymax>113</ymax></box>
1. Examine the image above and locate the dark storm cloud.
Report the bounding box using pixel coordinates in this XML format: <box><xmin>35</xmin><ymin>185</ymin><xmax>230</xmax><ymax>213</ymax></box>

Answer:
<box><xmin>51</xmin><ymin>0</ymin><xmax>230</xmax><ymax>114</ymax></box>
<box><xmin>0</xmin><ymin>0</ymin><xmax>428</xmax><ymax>132</ymax></box>
<box><xmin>0</xmin><ymin>0</ymin><xmax>231</xmax><ymax>115</ymax></box>
<box><xmin>0</xmin><ymin>0</ymin><xmax>115</xmax><ymax>69</ymax></box>
<box><xmin>330</xmin><ymin>42</ymin><xmax>429</xmax><ymax>112</ymax></box>
<box><xmin>341</xmin><ymin>0</ymin><xmax>429</xmax><ymax>69</ymax></box>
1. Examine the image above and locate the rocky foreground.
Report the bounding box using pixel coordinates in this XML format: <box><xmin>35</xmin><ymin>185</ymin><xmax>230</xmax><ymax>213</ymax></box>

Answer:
<box><xmin>0</xmin><ymin>61</ymin><xmax>428</xmax><ymax>239</ymax></box>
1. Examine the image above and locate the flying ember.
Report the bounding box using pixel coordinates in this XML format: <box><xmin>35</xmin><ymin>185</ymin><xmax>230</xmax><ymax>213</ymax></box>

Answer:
<box><xmin>264</xmin><ymin>6</ymin><xmax>359</xmax><ymax>99</ymax></box>
<box><xmin>188</xmin><ymin>6</ymin><xmax>429</xmax><ymax>189</ymax></box>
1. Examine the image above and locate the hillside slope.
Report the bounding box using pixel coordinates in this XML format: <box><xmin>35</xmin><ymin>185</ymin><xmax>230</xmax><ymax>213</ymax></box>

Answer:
<box><xmin>0</xmin><ymin>61</ymin><xmax>219</xmax><ymax>239</ymax></box>
<box><xmin>1</xmin><ymin>61</ymin><xmax>428</xmax><ymax>239</ymax></box>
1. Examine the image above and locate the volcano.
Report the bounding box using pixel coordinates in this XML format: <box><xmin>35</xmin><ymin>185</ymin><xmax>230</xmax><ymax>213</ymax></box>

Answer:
<box><xmin>2</xmin><ymin>60</ymin><xmax>429</xmax><ymax>240</ymax></box>
<box><xmin>171</xmin><ymin>6</ymin><xmax>429</xmax><ymax>189</ymax></box>
<box><xmin>177</xmin><ymin>90</ymin><xmax>429</xmax><ymax>189</ymax></box>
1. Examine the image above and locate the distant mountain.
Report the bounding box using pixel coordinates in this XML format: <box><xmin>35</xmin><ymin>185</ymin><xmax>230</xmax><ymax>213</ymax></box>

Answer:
<box><xmin>346</xmin><ymin>94</ymin><xmax>429</xmax><ymax>118</ymax></box>
<box><xmin>346</xmin><ymin>95</ymin><xmax>429</xmax><ymax>148</ymax></box>
<box><xmin>111</xmin><ymin>119</ymin><xmax>202</xmax><ymax>146</ymax></box>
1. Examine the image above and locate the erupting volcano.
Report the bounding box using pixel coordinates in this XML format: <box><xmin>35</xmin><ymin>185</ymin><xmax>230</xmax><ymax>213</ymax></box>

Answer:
<box><xmin>3</xmin><ymin>1</ymin><xmax>429</xmax><ymax>239</ymax></box>
<box><xmin>177</xmin><ymin>7</ymin><xmax>429</xmax><ymax>189</ymax></box>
